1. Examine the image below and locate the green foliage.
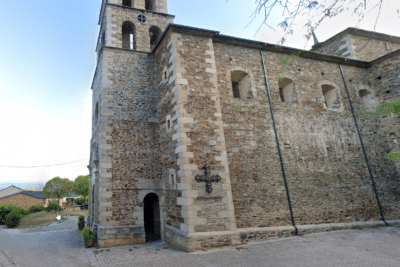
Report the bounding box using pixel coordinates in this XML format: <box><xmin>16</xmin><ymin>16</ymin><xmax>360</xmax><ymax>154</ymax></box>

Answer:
<box><xmin>43</xmin><ymin>177</ymin><xmax>73</xmax><ymax>212</ymax></box>
<box><xmin>11</xmin><ymin>205</ymin><xmax>28</xmax><ymax>216</ymax></box>
<box><xmin>28</xmin><ymin>203</ymin><xmax>46</xmax><ymax>213</ymax></box>
<box><xmin>364</xmin><ymin>98</ymin><xmax>400</xmax><ymax>119</ymax></box>
<box><xmin>387</xmin><ymin>152</ymin><xmax>400</xmax><ymax>160</ymax></box>
<box><xmin>46</xmin><ymin>200</ymin><xmax>63</xmax><ymax>212</ymax></box>
<box><xmin>78</xmin><ymin>221</ymin><xmax>85</xmax><ymax>230</ymax></box>
<box><xmin>276</xmin><ymin>52</ymin><xmax>301</xmax><ymax>81</ymax></box>
<box><xmin>364</xmin><ymin>98</ymin><xmax>400</xmax><ymax>161</ymax></box>
<box><xmin>75</xmin><ymin>197</ymin><xmax>88</xmax><ymax>206</ymax></box>
<box><xmin>5</xmin><ymin>210</ymin><xmax>22</xmax><ymax>228</ymax></box>
<box><xmin>0</xmin><ymin>204</ymin><xmax>28</xmax><ymax>224</ymax></box>
<box><xmin>78</xmin><ymin>215</ymin><xmax>85</xmax><ymax>230</ymax></box>
<box><xmin>73</xmin><ymin>175</ymin><xmax>89</xmax><ymax>203</ymax></box>
<box><xmin>82</xmin><ymin>226</ymin><xmax>94</xmax><ymax>241</ymax></box>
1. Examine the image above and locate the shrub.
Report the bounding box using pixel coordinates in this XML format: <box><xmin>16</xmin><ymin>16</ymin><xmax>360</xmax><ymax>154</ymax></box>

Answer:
<box><xmin>78</xmin><ymin>215</ymin><xmax>85</xmax><ymax>230</ymax></box>
<box><xmin>46</xmin><ymin>200</ymin><xmax>62</xmax><ymax>212</ymax></box>
<box><xmin>78</xmin><ymin>220</ymin><xmax>85</xmax><ymax>230</ymax></box>
<box><xmin>82</xmin><ymin>226</ymin><xmax>94</xmax><ymax>241</ymax></box>
<box><xmin>0</xmin><ymin>204</ymin><xmax>27</xmax><ymax>224</ymax></box>
<box><xmin>0</xmin><ymin>204</ymin><xmax>13</xmax><ymax>225</ymax></box>
<box><xmin>11</xmin><ymin>205</ymin><xmax>28</xmax><ymax>216</ymax></box>
<box><xmin>28</xmin><ymin>204</ymin><xmax>46</xmax><ymax>214</ymax></box>
<box><xmin>74</xmin><ymin>197</ymin><xmax>87</xmax><ymax>206</ymax></box>
<box><xmin>5</xmin><ymin>210</ymin><xmax>22</xmax><ymax>228</ymax></box>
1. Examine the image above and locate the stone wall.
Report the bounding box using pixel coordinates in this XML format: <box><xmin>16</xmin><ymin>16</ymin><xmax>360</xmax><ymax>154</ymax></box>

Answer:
<box><xmin>212</xmin><ymin>41</ymin><xmax>400</xmax><ymax>228</ymax></box>
<box><xmin>350</xmin><ymin>35</ymin><xmax>400</xmax><ymax>61</ymax></box>
<box><xmin>312</xmin><ymin>30</ymin><xmax>400</xmax><ymax>61</ymax></box>
<box><xmin>104</xmin><ymin>4</ymin><xmax>173</xmax><ymax>52</ymax></box>
<box><xmin>154</xmin><ymin>31</ymin><xmax>185</xmax><ymax>232</ymax></box>
<box><xmin>366</xmin><ymin>52</ymin><xmax>400</xmax><ymax>220</ymax></box>
<box><xmin>313</xmin><ymin>33</ymin><xmax>354</xmax><ymax>58</ymax></box>
<box><xmin>170</xmin><ymin>32</ymin><xmax>237</xmax><ymax>234</ymax></box>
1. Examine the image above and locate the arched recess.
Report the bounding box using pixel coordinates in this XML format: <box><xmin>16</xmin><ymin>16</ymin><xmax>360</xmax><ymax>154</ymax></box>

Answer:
<box><xmin>149</xmin><ymin>26</ymin><xmax>162</xmax><ymax>49</ymax></box>
<box><xmin>122</xmin><ymin>0</ymin><xmax>132</xmax><ymax>7</ymax></box>
<box><xmin>122</xmin><ymin>21</ymin><xmax>136</xmax><ymax>50</ymax></box>
<box><xmin>357</xmin><ymin>87</ymin><xmax>376</xmax><ymax>109</ymax></box>
<box><xmin>231</xmin><ymin>70</ymin><xmax>253</xmax><ymax>99</ymax></box>
<box><xmin>279</xmin><ymin>78</ymin><xmax>297</xmax><ymax>103</ymax></box>
<box><xmin>145</xmin><ymin>0</ymin><xmax>156</xmax><ymax>11</ymax></box>
<box><xmin>143</xmin><ymin>193</ymin><xmax>161</xmax><ymax>242</ymax></box>
<box><xmin>321</xmin><ymin>84</ymin><xmax>341</xmax><ymax>110</ymax></box>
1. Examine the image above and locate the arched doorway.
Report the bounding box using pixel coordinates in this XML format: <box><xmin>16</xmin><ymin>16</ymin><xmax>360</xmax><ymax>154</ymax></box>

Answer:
<box><xmin>143</xmin><ymin>193</ymin><xmax>161</xmax><ymax>242</ymax></box>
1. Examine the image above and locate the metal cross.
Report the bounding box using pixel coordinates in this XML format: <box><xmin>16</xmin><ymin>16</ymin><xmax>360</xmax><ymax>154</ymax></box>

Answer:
<box><xmin>195</xmin><ymin>163</ymin><xmax>221</xmax><ymax>193</ymax></box>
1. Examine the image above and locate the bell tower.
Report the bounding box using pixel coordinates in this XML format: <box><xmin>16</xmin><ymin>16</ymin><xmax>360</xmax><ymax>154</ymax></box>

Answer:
<box><xmin>97</xmin><ymin>0</ymin><xmax>174</xmax><ymax>52</ymax></box>
<box><xmin>88</xmin><ymin>0</ymin><xmax>174</xmax><ymax>248</ymax></box>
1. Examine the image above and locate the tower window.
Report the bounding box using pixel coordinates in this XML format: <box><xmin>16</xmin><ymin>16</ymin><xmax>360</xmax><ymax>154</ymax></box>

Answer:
<box><xmin>149</xmin><ymin>26</ymin><xmax>162</xmax><ymax>49</ymax></box>
<box><xmin>122</xmin><ymin>0</ymin><xmax>131</xmax><ymax>7</ymax></box>
<box><xmin>137</xmin><ymin>14</ymin><xmax>147</xmax><ymax>24</ymax></box>
<box><xmin>122</xmin><ymin>21</ymin><xmax>136</xmax><ymax>50</ymax></box>
<box><xmin>278</xmin><ymin>78</ymin><xmax>297</xmax><ymax>103</ymax></box>
<box><xmin>145</xmin><ymin>0</ymin><xmax>155</xmax><ymax>11</ymax></box>
<box><xmin>231</xmin><ymin>70</ymin><xmax>252</xmax><ymax>99</ymax></box>
<box><xmin>94</xmin><ymin>102</ymin><xmax>99</xmax><ymax>122</ymax></box>
<box><xmin>322</xmin><ymin>84</ymin><xmax>340</xmax><ymax>109</ymax></box>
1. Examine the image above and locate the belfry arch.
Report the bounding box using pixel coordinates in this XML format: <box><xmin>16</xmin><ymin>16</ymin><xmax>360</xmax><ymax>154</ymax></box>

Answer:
<box><xmin>143</xmin><ymin>193</ymin><xmax>161</xmax><ymax>242</ymax></box>
<box><xmin>149</xmin><ymin>26</ymin><xmax>162</xmax><ymax>49</ymax></box>
<box><xmin>122</xmin><ymin>21</ymin><xmax>136</xmax><ymax>50</ymax></box>
<box><xmin>145</xmin><ymin>0</ymin><xmax>156</xmax><ymax>11</ymax></box>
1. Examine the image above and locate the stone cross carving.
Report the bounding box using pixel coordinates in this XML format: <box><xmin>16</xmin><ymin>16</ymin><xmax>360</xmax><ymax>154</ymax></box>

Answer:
<box><xmin>195</xmin><ymin>163</ymin><xmax>221</xmax><ymax>193</ymax></box>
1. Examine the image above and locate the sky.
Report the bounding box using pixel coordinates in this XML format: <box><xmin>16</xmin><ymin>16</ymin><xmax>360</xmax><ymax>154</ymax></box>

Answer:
<box><xmin>0</xmin><ymin>0</ymin><xmax>398</xmax><ymax>190</ymax></box>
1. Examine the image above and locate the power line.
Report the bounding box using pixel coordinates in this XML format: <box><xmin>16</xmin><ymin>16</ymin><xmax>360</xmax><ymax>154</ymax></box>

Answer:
<box><xmin>0</xmin><ymin>159</ymin><xmax>89</xmax><ymax>168</ymax></box>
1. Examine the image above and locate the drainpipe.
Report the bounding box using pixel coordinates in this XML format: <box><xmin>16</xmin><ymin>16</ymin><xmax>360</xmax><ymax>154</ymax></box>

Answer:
<box><xmin>261</xmin><ymin>50</ymin><xmax>298</xmax><ymax>235</ymax></box>
<box><xmin>339</xmin><ymin>64</ymin><xmax>389</xmax><ymax>226</ymax></box>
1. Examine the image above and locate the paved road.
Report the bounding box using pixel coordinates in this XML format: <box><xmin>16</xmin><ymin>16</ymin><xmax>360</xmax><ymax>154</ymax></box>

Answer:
<box><xmin>1</xmin><ymin>218</ymin><xmax>400</xmax><ymax>267</ymax></box>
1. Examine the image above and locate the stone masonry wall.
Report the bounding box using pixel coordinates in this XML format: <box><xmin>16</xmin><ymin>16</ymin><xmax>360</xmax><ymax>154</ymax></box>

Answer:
<box><xmin>171</xmin><ymin>33</ymin><xmax>237</xmax><ymax>237</ymax></box>
<box><xmin>104</xmin><ymin>4</ymin><xmax>173</xmax><ymax>53</ymax></box>
<box><xmin>366</xmin><ymin>53</ymin><xmax>400</xmax><ymax>220</ymax></box>
<box><xmin>350</xmin><ymin>35</ymin><xmax>400</xmax><ymax>62</ymax></box>
<box><xmin>153</xmin><ymin>31</ymin><xmax>185</xmax><ymax>231</ymax></box>
<box><xmin>313</xmin><ymin>33</ymin><xmax>354</xmax><ymax>58</ymax></box>
<box><xmin>213</xmin><ymin>42</ymin><xmax>400</xmax><ymax>228</ymax></box>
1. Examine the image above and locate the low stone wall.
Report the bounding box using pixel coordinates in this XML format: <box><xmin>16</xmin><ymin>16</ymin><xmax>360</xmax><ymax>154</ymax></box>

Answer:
<box><xmin>166</xmin><ymin>220</ymin><xmax>400</xmax><ymax>252</ymax></box>
<box><xmin>97</xmin><ymin>225</ymin><xmax>146</xmax><ymax>248</ymax></box>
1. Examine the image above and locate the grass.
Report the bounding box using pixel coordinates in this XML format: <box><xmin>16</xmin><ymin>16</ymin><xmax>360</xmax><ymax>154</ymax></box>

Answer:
<box><xmin>15</xmin><ymin>209</ymin><xmax>89</xmax><ymax>229</ymax></box>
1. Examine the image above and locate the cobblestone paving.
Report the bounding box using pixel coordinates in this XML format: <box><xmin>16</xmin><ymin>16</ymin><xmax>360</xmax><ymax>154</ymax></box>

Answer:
<box><xmin>1</xmin><ymin>223</ymin><xmax>400</xmax><ymax>267</ymax></box>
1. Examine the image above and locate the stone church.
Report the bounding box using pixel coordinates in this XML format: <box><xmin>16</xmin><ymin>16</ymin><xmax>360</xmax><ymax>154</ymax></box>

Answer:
<box><xmin>87</xmin><ymin>0</ymin><xmax>400</xmax><ymax>251</ymax></box>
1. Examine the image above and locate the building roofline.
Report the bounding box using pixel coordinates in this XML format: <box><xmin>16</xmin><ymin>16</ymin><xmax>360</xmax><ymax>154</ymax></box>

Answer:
<box><xmin>99</xmin><ymin>1</ymin><xmax>175</xmax><ymax>25</ymax></box>
<box><xmin>0</xmin><ymin>191</ymin><xmax>45</xmax><ymax>200</ymax></box>
<box><xmin>311</xmin><ymin>27</ymin><xmax>400</xmax><ymax>50</ymax></box>
<box><xmin>0</xmin><ymin>185</ymin><xmax>24</xmax><ymax>192</ymax></box>
<box><xmin>152</xmin><ymin>24</ymin><xmax>370</xmax><ymax>68</ymax></box>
